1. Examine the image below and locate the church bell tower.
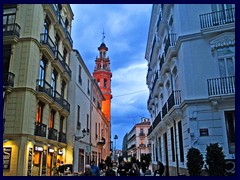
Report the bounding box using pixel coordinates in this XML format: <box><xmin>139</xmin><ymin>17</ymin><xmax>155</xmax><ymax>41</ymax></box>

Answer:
<box><xmin>93</xmin><ymin>33</ymin><xmax>112</xmax><ymax>122</ymax></box>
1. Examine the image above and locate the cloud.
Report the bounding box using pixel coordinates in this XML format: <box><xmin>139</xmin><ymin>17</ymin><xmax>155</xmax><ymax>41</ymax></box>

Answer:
<box><xmin>70</xmin><ymin>4</ymin><xmax>152</xmax><ymax>150</ymax></box>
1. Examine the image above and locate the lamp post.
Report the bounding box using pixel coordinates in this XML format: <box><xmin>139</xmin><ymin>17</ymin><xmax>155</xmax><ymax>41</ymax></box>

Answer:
<box><xmin>113</xmin><ymin>135</ymin><xmax>118</xmax><ymax>161</ymax></box>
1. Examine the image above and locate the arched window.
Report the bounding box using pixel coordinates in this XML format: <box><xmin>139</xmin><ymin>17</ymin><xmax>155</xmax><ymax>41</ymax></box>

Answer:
<box><xmin>104</xmin><ymin>79</ymin><xmax>107</xmax><ymax>88</ymax></box>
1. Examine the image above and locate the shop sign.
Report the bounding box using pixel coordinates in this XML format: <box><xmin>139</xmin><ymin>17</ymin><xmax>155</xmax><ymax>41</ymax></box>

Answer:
<box><xmin>3</xmin><ymin>147</ymin><xmax>12</xmax><ymax>169</ymax></box>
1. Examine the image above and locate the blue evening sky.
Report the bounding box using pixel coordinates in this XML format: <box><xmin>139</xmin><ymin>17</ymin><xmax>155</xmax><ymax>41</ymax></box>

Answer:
<box><xmin>70</xmin><ymin>4</ymin><xmax>152</xmax><ymax>149</ymax></box>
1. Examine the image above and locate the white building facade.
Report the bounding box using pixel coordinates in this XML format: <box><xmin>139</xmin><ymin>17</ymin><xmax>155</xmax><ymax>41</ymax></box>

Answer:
<box><xmin>68</xmin><ymin>50</ymin><xmax>92</xmax><ymax>173</ymax></box>
<box><xmin>127</xmin><ymin>118</ymin><xmax>151</xmax><ymax>160</ymax></box>
<box><xmin>145</xmin><ymin>4</ymin><xmax>235</xmax><ymax>176</ymax></box>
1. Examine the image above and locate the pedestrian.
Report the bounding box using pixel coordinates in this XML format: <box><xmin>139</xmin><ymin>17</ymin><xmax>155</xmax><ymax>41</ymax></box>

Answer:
<box><xmin>128</xmin><ymin>162</ymin><xmax>140</xmax><ymax>176</ymax></box>
<box><xmin>81</xmin><ymin>164</ymin><xmax>95</xmax><ymax>176</ymax></box>
<box><xmin>90</xmin><ymin>160</ymin><xmax>100</xmax><ymax>176</ymax></box>
<box><xmin>117</xmin><ymin>159</ymin><xmax>129</xmax><ymax>176</ymax></box>
<box><xmin>141</xmin><ymin>160</ymin><xmax>147</xmax><ymax>176</ymax></box>
<box><xmin>154</xmin><ymin>161</ymin><xmax>165</xmax><ymax>176</ymax></box>
<box><xmin>58</xmin><ymin>161</ymin><xmax>65</xmax><ymax>176</ymax></box>
<box><xmin>105</xmin><ymin>164</ymin><xmax>116</xmax><ymax>176</ymax></box>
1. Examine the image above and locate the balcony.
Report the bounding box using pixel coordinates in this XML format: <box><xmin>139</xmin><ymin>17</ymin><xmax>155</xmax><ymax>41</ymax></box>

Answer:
<box><xmin>162</xmin><ymin>90</ymin><xmax>182</xmax><ymax>119</ymax></box>
<box><xmin>40</xmin><ymin>33</ymin><xmax>56</xmax><ymax>59</ymax></box>
<box><xmin>207</xmin><ymin>76</ymin><xmax>235</xmax><ymax>96</ymax></box>
<box><xmin>200</xmin><ymin>8</ymin><xmax>235</xmax><ymax>29</ymax></box>
<box><xmin>36</xmin><ymin>79</ymin><xmax>54</xmax><ymax>104</ymax></box>
<box><xmin>3</xmin><ymin>23</ymin><xmax>21</xmax><ymax>37</ymax></box>
<box><xmin>34</xmin><ymin>122</ymin><xmax>47</xmax><ymax>137</ymax></box>
<box><xmin>53</xmin><ymin>50</ymin><xmax>72</xmax><ymax>81</ymax></box>
<box><xmin>63</xmin><ymin>31</ymin><xmax>73</xmax><ymax>50</ymax></box>
<box><xmin>58</xmin><ymin>132</ymin><xmax>66</xmax><ymax>143</ymax></box>
<box><xmin>55</xmin><ymin>14</ymin><xmax>68</xmax><ymax>40</ymax></box>
<box><xmin>152</xmin><ymin>111</ymin><xmax>161</xmax><ymax>131</ymax></box>
<box><xmin>148</xmin><ymin>126</ymin><xmax>153</xmax><ymax>136</ymax></box>
<box><xmin>97</xmin><ymin>137</ymin><xmax>106</xmax><ymax>146</ymax></box>
<box><xmin>164</xmin><ymin>33</ymin><xmax>177</xmax><ymax>57</ymax></box>
<box><xmin>36</xmin><ymin>79</ymin><xmax>70</xmax><ymax>113</ymax></box>
<box><xmin>48</xmin><ymin>128</ymin><xmax>58</xmax><ymax>141</ymax></box>
<box><xmin>3</xmin><ymin>72</ymin><xmax>15</xmax><ymax>88</ymax></box>
<box><xmin>139</xmin><ymin>132</ymin><xmax>145</xmax><ymax>137</ymax></box>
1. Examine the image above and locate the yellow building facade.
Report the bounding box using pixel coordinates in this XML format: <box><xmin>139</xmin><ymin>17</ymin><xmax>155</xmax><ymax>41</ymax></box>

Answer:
<box><xmin>3</xmin><ymin>4</ymin><xmax>74</xmax><ymax>176</ymax></box>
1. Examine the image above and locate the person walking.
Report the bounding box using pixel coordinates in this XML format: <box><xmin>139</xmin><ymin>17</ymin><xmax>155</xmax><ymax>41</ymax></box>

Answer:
<box><xmin>58</xmin><ymin>161</ymin><xmax>65</xmax><ymax>176</ymax></box>
<box><xmin>141</xmin><ymin>160</ymin><xmax>147</xmax><ymax>176</ymax></box>
<box><xmin>105</xmin><ymin>164</ymin><xmax>116</xmax><ymax>176</ymax></box>
<box><xmin>90</xmin><ymin>160</ymin><xmax>100</xmax><ymax>176</ymax></box>
<box><xmin>81</xmin><ymin>164</ymin><xmax>95</xmax><ymax>176</ymax></box>
<box><xmin>128</xmin><ymin>162</ymin><xmax>140</xmax><ymax>176</ymax></box>
<box><xmin>117</xmin><ymin>159</ymin><xmax>129</xmax><ymax>176</ymax></box>
<box><xmin>154</xmin><ymin>161</ymin><xmax>165</xmax><ymax>176</ymax></box>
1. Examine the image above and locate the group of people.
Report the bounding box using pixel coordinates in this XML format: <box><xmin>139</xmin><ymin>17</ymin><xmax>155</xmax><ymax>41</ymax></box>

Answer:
<box><xmin>59</xmin><ymin>158</ymin><xmax>165</xmax><ymax>176</ymax></box>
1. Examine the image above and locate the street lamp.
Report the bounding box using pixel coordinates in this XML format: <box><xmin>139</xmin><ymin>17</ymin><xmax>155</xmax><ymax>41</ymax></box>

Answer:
<box><xmin>74</xmin><ymin>128</ymin><xmax>89</xmax><ymax>142</ymax></box>
<box><xmin>113</xmin><ymin>135</ymin><xmax>118</xmax><ymax>161</ymax></box>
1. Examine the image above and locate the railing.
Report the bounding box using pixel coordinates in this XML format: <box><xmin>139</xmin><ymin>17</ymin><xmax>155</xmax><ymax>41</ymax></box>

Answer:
<box><xmin>3</xmin><ymin>72</ymin><xmax>15</xmax><ymax>87</ymax></box>
<box><xmin>164</xmin><ymin>33</ymin><xmax>177</xmax><ymax>55</ymax></box>
<box><xmin>152</xmin><ymin>111</ymin><xmax>161</xmax><ymax>130</ymax></box>
<box><xmin>207</xmin><ymin>76</ymin><xmax>235</xmax><ymax>96</ymax></box>
<box><xmin>148</xmin><ymin>126</ymin><xmax>153</xmax><ymax>136</ymax></box>
<box><xmin>40</xmin><ymin>33</ymin><xmax>56</xmax><ymax>54</ymax></box>
<box><xmin>66</xmin><ymin>31</ymin><xmax>73</xmax><ymax>46</ymax></box>
<box><xmin>162</xmin><ymin>102</ymin><xmax>168</xmax><ymax>118</ymax></box>
<box><xmin>54</xmin><ymin>50</ymin><xmax>72</xmax><ymax>77</ymax></box>
<box><xmin>48</xmin><ymin>128</ymin><xmax>58</xmax><ymax>140</ymax></box>
<box><xmin>58</xmin><ymin>132</ymin><xmax>66</xmax><ymax>143</ymax></box>
<box><xmin>34</xmin><ymin>122</ymin><xmax>47</xmax><ymax>137</ymax></box>
<box><xmin>167</xmin><ymin>90</ymin><xmax>181</xmax><ymax>111</ymax></box>
<box><xmin>139</xmin><ymin>132</ymin><xmax>145</xmax><ymax>137</ymax></box>
<box><xmin>3</xmin><ymin>23</ymin><xmax>21</xmax><ymax>37</ymax></box>
<box><xmin>36</xmin><ymin>79</ymin><xmax>53</xmax><ymax>99</ymax></box>
<box><xmin>36</xmin><ymin>79</ymin><xmax>70</xmax><ymax>112</ymax></box>
<box><xmin>200</xmin><ymin>8</ymin><xmax>235</xmax><ymax>29</ymax></box>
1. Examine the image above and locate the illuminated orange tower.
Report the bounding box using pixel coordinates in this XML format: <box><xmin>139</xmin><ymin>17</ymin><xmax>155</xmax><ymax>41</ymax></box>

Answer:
<box><xmin>93</xmin><ymin>33</ymin><xmax>112</xmax><ymax>122</ymax></box>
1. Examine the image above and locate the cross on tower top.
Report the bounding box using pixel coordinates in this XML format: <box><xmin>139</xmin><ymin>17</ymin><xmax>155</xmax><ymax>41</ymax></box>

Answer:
<box><xmin>102</xmin><ymin>30</ymin><xmax>106</xmax><ymax>43</ymax></box>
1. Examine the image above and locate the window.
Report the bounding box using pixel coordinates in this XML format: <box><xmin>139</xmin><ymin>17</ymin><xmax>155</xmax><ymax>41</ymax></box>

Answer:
<box><xmin>178</xmin><ymin>121</ymin><xmax>184</xmax><ymax>162</ymax></box>
<box><xmin>49</xmin><ymin>110</ymin><xmax>56</xmax><ymax>129</ymax></box>
<box><xmin>211</xmin><ymin>4</ymin><xmax>235</xmax><ymax>25</ymax></box>
<box><xmin>55</xmin><ymin>34</ymin><xmax>60</xmax><ymax>52</ymax></box>
<box><xmin>60</xmin><ymin>116</ymin><xmax>64</xmax><ymax>132</ymax></box>
<box><xmin>87</xmin><ymin>79</ymin><xmax>90</xmax><ymax>95</ymax></box>
<box><xmin>51</xmin><ymin>70</ymin><xmax>57</xmax><ymax>97</ymax></box>
<box><xmin>95</xmin><ymin>123</ymin><xmax>98</xmax><ymax>139</ymax></box>
<box><xmin>36</xmin><ymin>102</ymin><xmax>45</xmax><ymax>124</ymax></box>
<box><xmin>225</xmin><ymin>111</ymin><xmax>235</xmax><ymax>154</ymax></box>
<box><xmin>3</xmin><ymin>45</ymin><xmax>11</xmax><ymax>81</ymax></box>
<box><xmin>61</xmin><ymin>80</ymin><xmax>66</xmax><ymax>97</ymax></box>
<box><xmin>78</xmin><ymin>65</ymin><xmax>82</xmax><ymax>85</ymax></box>
<box><xmin>217</xmin><ymin>46</ymin><xmax>235</xmax><ymax>77</ymax></box>
<box><xmin>158</xmin><ymin>136</ymin><xmax>162</xmax><ymax>162</ymax></box>
<box><xmin>77</xmin><ymin>105</ymin><xmax>80</xmax><ymax>129</ymax></box>
<box><xmin>3</xmin><ymin>6</ymin><xmax>17</xmax><ymax>31</ymax></box>
<box><xmin>104</xmin><ymin>79</ymin><xmax>107</xmax><ymax>88</ymax></box>
<box><xmin>87</xmin><ymin>114</ymin><xmax>89</xmax><ymax>131</ymax></box>
<box><xmin>170</xmin><ymin>127</ymin><xmax>175</xmax><ymax>162</ymax></box>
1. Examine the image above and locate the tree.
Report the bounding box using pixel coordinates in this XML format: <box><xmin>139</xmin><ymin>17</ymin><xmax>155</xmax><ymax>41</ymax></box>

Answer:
<box><xmin>186</xmin><ymin>147</ymin><xmax>204</xmax><ymax>176</ymax></box>
<box><xmin>205</xmin><ymin>143</ymin><xmax>226</xmax><ymax>176</ymax></box>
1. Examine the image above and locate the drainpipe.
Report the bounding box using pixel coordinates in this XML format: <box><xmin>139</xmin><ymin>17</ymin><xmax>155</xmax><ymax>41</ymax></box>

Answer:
<box><xmin>174</xmin><ymin>119</ymin><xmax>179</xmax><ymax>176</ymax></box>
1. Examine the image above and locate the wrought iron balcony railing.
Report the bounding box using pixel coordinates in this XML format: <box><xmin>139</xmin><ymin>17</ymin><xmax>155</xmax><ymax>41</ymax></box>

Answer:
<box><xmin>54</xmin><ymin>50</ymin><xmax>72</xmax><ymax>77</ymax></box>
<box><xmin>34</xmin><ymin>122</ymin><xmax>47</xmax><ymax>137</ymax></box>
<box><xmin>48</xmin><ymin>128</ymin><xmax>58</xmax><ymax>141</ymax></box>
<box><xmin>40</xmin><ymin>33</ymin><xmax>56</xmax><ymax>54</ymax></box>
<box><xmin>3</xmin><ymin>23</ymin><xmax>21</xmax><ymax>37</ymax></box>
<box><xmin>58</xmin><ymin>131</ymin><xmax>66</xmax><ymax>143</ymax></box>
